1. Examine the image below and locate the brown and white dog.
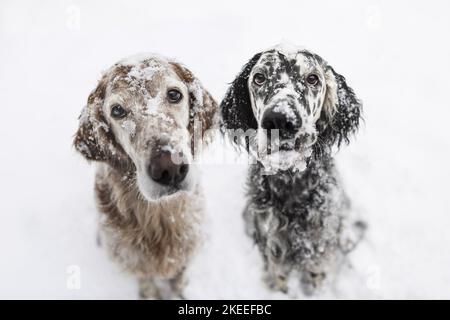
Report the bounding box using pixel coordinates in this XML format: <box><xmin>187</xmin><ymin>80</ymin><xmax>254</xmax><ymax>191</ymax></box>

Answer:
<box><xmin>73</xmin><ymin>54</ymin><xmax>217</xmax><ymax>299</ymax></box>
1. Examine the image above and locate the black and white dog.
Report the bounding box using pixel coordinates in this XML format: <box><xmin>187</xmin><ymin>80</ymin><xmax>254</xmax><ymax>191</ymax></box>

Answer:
<box><xmin>220</xmin><ymin>43</ymin><xmax>366</xmax><ymax>295</ymax></box>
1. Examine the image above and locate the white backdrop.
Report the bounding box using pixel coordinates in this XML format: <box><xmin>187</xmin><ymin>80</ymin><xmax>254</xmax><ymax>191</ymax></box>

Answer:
<box><xmin>1</xmin><ymin>0</ymin><xmax>449</xmax><ymax>298</ymax></box>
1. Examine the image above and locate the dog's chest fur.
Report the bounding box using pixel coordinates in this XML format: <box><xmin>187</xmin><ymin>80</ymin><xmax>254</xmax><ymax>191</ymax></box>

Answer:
<box><xmin>94</xmin><ymin>164</ymin><xmax>203</xmax><ymax>279</ymax></box>
<box><xmin>246</xmin><ymin>157</ymin><xmax>348</xmax><ymax>269</ymax></box>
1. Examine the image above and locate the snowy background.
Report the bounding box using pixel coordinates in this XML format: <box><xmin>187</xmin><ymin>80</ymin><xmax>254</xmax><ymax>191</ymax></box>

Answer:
<box><xmin>1</xmin><ymin>0</ymin><xmax>450</xmax><ymax>299</ymax></box>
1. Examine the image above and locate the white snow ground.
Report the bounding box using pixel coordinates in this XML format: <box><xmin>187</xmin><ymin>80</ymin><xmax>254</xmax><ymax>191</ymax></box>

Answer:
<box><xmin>1</xmin><ymin>0</ymin><xmax>450</xmax><ymax>299</ymax></box>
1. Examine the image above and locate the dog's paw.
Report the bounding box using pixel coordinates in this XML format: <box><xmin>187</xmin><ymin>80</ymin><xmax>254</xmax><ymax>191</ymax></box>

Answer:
<box><xmin>300</xmin><ymin>271</ymin><xmax>326</xmax><ymax>296</ymax></box>
<box><xmin>264</xmin><ymin>274</ymin><xmax>289</xmax><ymax>293</ymax></box>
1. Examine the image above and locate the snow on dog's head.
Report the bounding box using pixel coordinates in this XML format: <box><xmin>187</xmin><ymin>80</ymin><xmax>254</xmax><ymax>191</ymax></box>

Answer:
<box><xmin>74</xmin><ymin>53</ymin><xmax>218</xmax><ymax>200</ymax></box>
<box><xmin>221</xmin><ymin>43</ymin><xmax>362</xmax><ymax>173</ymax></box>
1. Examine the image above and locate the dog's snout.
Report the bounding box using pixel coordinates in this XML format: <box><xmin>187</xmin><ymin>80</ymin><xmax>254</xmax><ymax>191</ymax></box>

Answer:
<box><xmin>148</xmin><ymin>150</ymin><xmax>189</xmax><ymax>186</ymax></box>
<box><xmin>261</xmin><ymin>107</ymin><xmax>302</xmax><ymax>138</ymax></box>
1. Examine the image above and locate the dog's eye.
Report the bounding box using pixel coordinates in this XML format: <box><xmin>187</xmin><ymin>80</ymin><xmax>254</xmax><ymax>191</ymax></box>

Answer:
<box><xmin>167</xmin><ymin>89</ymin><xmax>183</xmax><ymax>103</ymax></box>
<box><xmin>110</xmin><ymin>104</ymin><xmax>127</xmax><ymax>119</ymax></box>
<box><xmin>253</xmin><ymin>73</ymin><xmax>266</xmax><ymax>86</ymax></box>
<box><xmin>306</xmin><ymin>74</ymin><xmax>320</xmax><ymax>86</ymax></box>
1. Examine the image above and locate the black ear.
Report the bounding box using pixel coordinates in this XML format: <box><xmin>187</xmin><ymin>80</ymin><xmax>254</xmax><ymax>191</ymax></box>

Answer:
<box><xmin>220</xmin><ymin>53</ymin><xmax>262</xmax><ymax>148</ymax></box>
<box><xmin>315</xmin><ymin>66</ymin><xmax>362</xmax><ymax>156</ymax></box>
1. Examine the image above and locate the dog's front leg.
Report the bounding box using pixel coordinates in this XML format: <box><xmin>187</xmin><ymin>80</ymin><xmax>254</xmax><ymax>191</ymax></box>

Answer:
<box><xmin>138</xmin><ymin>277</ymin><xmax>161</xmax><ymax>299</ymax></box>
<box><xmin>263</xmin><ymin>238</ymin><xmax>292</xmax><ymax>294</ymax></box>
<box><xmin>252</xmin><ymin>207</ymin><xmax>291</xmax><ymax>293</ymax></box>
<box><xmin>169</xmin><ymin>269</ymin><xmax>187</xmax><ymax>299</ymax></box>
<box><xmin>300</xmin><ymin>269</ymin><xmax>328</xmax><ymax>295</ymax></box>
<box><xmin>264</xmin><ymin>258</ymin><xmax>291</xmax><ymax>293</ymax></box>
<box><xmin>138</xmin><ymin>270</ymin><xmax>186</xmax><ymax>300</ymax></box>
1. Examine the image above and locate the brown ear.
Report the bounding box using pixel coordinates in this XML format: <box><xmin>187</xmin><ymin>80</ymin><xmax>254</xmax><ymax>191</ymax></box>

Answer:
<box><xmin>73</xmin><ymin>76</ymin><xmax>110</xmax><ymax>161</ymax></box>
<box><xmin>169</xmin><ymin>62</ymin><xmax>218</xmax><ymax>139</ymax></box>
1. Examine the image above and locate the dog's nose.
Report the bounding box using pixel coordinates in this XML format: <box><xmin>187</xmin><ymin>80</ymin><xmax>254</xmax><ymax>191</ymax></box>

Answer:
<box><xmin>148</xmin><ymin>150</ymin><xmax>189</xmax><ymax>186</ymax></box>
<box><xmin>261</xmin><ymin>107</ymin><xmax>302</xmax><ymax>138</ymax></box>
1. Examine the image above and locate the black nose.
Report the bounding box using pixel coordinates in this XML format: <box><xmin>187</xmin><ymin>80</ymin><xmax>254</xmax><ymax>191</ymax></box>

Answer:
<box><xmin>148</xmin><ymin>150</ymin><xmax>189</xmax><ymax>186</ymax></box>
<box><xmin>261</xmin><ymin>107</ymin><xmax>302</xmax><ymax>138</ymax></box>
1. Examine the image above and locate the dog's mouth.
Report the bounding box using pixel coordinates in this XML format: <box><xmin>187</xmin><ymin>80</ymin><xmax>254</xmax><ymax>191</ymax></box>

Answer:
<box><xmin>279</xmin><ymin>141</ymin><xmax>296</xmax><ymax>152</ymax></box>
<box><xmin>259</xmin><ymin>148</ymin><xmax>312</xmax><ymax>174</ymax></box>
<box><xmin>148</xmin><ymin>182</ymin><xmax>191</xmax><ymax>200</ymax></box>
<box><xmin>267</xmin><ymin>134</ymin><xmax>314</xmax><ymax>153</ymax></box>
<box><xmin>136</xmin><ymin>172</ymin><xmax>192</xmax><ymax>202</ymax></box>
<box><xmin>258</xmin><ymin>134</ymin><xmax>314</xmax><ymax>174</ymax></box>
<box><xmin>160</xmin><ymin>184</ymin><xmax>186</xmax><ymax>197</ymax></box>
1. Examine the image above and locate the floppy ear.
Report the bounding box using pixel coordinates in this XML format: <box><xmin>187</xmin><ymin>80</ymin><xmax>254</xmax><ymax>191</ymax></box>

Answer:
<box><xmin>316</xmin><ymin>65</ymin><xmax>362</xmax><ymax>154</ymax></box>
<box><xmin>169</xmin><ymin>62</ymin><xmax>219</xmax><ymax>142</ymax></box>
<box><xmin>73</xmin><ymin>76</ymin><xmax>117</xmax><ymax>162</ymax></box>
<box><xmin>220</xmin><ymin>53</ymin><xmax>262</xmax><ymax>148</ymax></box>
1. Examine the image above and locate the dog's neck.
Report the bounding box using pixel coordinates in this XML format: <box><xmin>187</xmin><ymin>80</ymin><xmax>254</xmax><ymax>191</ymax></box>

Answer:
<box><xmin>249</xmin><ymin>155</ymin><xmax>338</xmax><ymax>219</ymax></box>
<box><xmin>95</xmin><ymin>164</ymin><xmax>203</xmax><ymax>276</ymax></box>
<box><xmin>97</xmin><ymin>164</ymin><xmax>202</xmax><ymax>227</ymax></box>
